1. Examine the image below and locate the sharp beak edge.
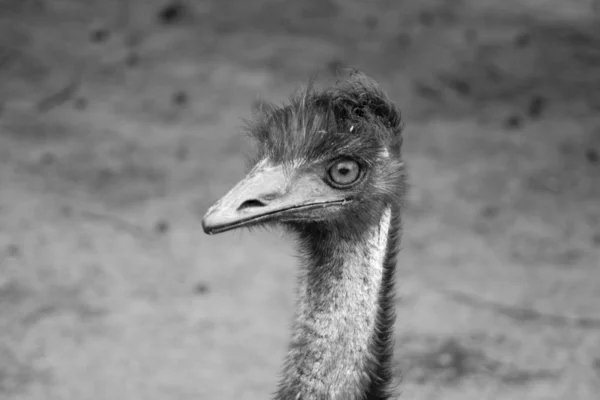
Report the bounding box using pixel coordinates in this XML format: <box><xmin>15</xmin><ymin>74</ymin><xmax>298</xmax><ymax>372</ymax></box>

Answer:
<box><xmin>202</xmin><ymin>164</ymin><xmax>345</xmax><ymax>234</ymax></box>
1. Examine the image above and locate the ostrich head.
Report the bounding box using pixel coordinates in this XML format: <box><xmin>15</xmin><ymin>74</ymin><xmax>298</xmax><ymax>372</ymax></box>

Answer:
<box><xmin>202</xmin><ymin>72</ymin><xmax>405</xmax><ymax>239</ymax></box>
<box><xmin>202</xmin><ymin>72</ymin><xmax>406</xmax><ymax>399</ymax></box>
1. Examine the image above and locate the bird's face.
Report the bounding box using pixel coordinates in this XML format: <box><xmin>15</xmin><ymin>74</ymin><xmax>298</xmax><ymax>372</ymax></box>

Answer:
<box><xmin>202</xmin><ymin>73</ymin><xmax>405</xmax><ymax>236</ymax></box>
<box><xmin>201</xmin><ymin>157</ymin><xmax>358</xmax><ymax>234</ymax></box>
<box><xmin>202</xmin><ymin>128</ymin><xmax>404</xmax><ymax>236</ymax></box>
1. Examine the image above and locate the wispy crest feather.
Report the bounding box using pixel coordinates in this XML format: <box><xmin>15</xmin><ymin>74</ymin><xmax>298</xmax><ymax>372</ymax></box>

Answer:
<box><xmin>246</xmin><ymin>71</ymin><xmax>404</xmax><ymax>167</ymax></box>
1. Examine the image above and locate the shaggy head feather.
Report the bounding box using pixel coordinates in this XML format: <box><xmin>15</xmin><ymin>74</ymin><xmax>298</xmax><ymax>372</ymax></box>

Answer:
<box><xmin>245</xmin><ymin>71</ymin><xmax>406</xmax><ymax>239</ymax></box>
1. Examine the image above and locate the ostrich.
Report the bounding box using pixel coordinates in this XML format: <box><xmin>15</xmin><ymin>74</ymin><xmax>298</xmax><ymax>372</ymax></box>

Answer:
<box><xmin>202</xmin><ymin>71</ymin><xmax>406</xmax><ymax>400</ymax></box>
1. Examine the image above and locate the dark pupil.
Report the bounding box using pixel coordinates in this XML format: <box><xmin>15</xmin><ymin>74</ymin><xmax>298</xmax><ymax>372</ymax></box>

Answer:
<box><xmin>338</xmin><ymin>166</ymin><xmax>350</xmax><ymax>175</ymax></box>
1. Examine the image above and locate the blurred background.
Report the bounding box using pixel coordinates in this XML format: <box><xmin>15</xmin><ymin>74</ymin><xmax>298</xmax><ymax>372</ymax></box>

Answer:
<box><xmin>1</xmin><ymin>0</ymin><xmax>599</xmax><ymax>399</ymax></box>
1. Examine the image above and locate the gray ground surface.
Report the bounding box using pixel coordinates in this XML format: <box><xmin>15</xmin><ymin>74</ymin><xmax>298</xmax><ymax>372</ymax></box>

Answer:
<box><xmin>1</xmin><ymin>0</ymin><xmax>599</xmax><ymax>399</ymax></box>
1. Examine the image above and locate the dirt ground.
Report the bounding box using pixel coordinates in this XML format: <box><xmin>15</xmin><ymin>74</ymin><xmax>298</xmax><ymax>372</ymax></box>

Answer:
<box><xmin>1</xmin><ymin>0</ymin><xmax>599</xmax><ymax>399</ymax></box>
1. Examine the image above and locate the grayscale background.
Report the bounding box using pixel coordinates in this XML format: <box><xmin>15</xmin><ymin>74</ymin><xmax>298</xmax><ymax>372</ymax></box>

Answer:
<box><xmin>0</xmin><ymin>0</ymin><xmax>599</xmax><ymax>399</ymax></box>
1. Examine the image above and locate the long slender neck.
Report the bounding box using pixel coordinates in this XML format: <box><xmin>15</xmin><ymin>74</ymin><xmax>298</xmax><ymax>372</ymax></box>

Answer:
<box><xmin>276</xmin><ymin>205</ymin><xmax>401</xmax><ymax>400</ymax></box>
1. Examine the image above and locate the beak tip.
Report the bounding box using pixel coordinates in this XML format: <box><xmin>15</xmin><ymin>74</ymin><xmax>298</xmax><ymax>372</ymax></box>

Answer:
<box><xmin>202</xmin><ymin>210</ymin><xmax>227</xmax><ymax>235</ymax></box>
<box><xmin>201</xmin><ymin>215</ymin><xmax>214</xmax><ymax>235</ymax></box>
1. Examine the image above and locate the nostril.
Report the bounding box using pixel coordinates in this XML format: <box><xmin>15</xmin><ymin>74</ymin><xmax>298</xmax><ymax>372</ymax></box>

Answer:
<box><xmin>237</xmin><ymin>199</ymin><xmax>267</xmax><ymax>211</ymax></box>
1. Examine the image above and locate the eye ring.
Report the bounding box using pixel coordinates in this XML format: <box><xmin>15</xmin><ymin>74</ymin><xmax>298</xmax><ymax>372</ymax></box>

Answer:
<box><xmin>327</xmin><ymin>158</ymin><xmax>362</xmax><ymax>188</ymax></box>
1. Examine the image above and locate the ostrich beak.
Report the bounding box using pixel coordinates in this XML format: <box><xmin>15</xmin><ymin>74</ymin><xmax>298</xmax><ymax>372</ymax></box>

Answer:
<box><xmin>202</xmin><ymin>164</ymin><xmax>347</xmax><ymax>234</ymax></box>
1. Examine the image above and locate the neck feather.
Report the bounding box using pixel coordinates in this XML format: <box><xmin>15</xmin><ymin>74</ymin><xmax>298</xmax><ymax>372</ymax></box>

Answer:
<box><xmin>276</xmin><ymin>205</ymin><xmax>401</xmax><ymax>400</ymax></box>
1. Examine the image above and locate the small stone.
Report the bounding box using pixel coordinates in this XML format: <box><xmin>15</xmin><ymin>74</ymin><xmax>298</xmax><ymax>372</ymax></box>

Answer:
<box><xmin>419</xmin><ymin>10</ymin><xmax>435</xmax><ymax>26</ymax></box>
<box><xmin>442</xmin><ymin>77</ymin><xmax>471</xmax><ymax>96</ymax></box>
<box><xmin>480</xmin><ymin>205</ymin><xmax>500</xmax><ymax>219</ymax></box>
<box><xmin>504</xmin><ymin>115</ymin><xmax>523</xmax><ymax>130</ymax></box>
<box><xmin>527</xmin><ymin>95</ymin><xmax>546</xmax><ymax>119</ymax></box>
<box><xmin>90</xmin><ymin>27</ymin><xmax>110</xmax><ymax>43</ymax></box>
<box><xmin>74</xmin><ymin>97</ymin><xmax>88</xmax><ymax>110</ymax></box>
<box><xmin>125</xmin><ymin>52</ymin><xmax>139</xmax><ymax>67</ymax></box>
<box><xmin>514</xmin><ymin>32</ymin><xmax>531</xmax><ymax>48</ymax></box>
<box><xmin>6</xmin><ymin>244</ymin><xmax>20</xmax><ymax>257</ymax></box>
<box><xmin>158</xmin><ymin>2</ymin><xmax>186</xmax><ymax>24</ymax></box>
<box><xmin>558</xmin><ymin>249</ymin><xmax>583</xmax><ymax>265</ymax></box>
<box><xmin>39</xmin><ymin>152</ymin><xmax>56</xmax><ymax>165</ymax></box>
<box><xmin>194</xmin><ymin>282</ymin><xmax>210</xmax><ymax>295</ymax></box>
<box><xmin>414</xmin><ymin>82</ymin><xmax>441</xmax><ymax>100</ymax></box>
<box><xmin>485</xmin><ymin>64</ymin><xmax>503</xmax><ymax>82</ymax></box>
<box><xmin>155</xmin><ymin>220</ymin><xmax>169</xmax><ymax>234</ymax></box>
<box><xmin>60</xmin><ymin>204</ymin><xmax>73</xmax><ymax>217</ymax></box>
<box><xmin>585</xmin><ymin>148</ymin><xmax>599</xmax><ymax>164</ymax></box>
<box><xmin>172</xmin><ymin>91</ymin><xmax>188</xmax><ymax>106</ymax></box>
<box><xmin>454</xmin><ymin>80</ymin><xmax>471</xmax><ymax>96</ymax></box>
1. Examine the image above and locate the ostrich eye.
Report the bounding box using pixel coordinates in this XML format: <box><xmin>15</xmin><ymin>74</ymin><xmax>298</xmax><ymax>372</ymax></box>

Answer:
<box><xmin>328</xmin><ymin>159</ymin><xmax>360</xmax><ymax>186</ymax></box>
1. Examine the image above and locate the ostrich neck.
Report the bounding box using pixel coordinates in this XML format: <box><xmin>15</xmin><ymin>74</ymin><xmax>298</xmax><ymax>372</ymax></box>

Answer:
<box><xmin>276</xmin><ymin>206</ymin><xmax>400</xmax><ymax>400</ymax></box>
